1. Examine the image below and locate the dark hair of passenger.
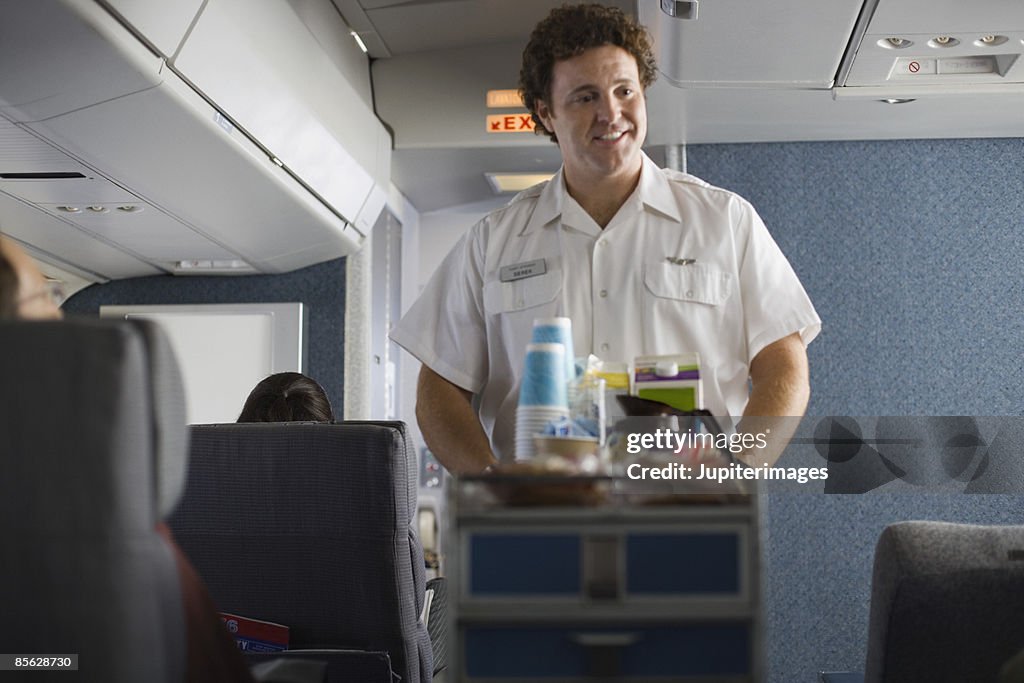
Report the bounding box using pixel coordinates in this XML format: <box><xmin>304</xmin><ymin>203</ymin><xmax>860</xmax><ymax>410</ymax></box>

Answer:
<box><xmin>518</xmin><ymin>3</ymin><xmax>657</xmax><ymax>142</ymax></box>
<box><xmin>237</xmin><ymin>372</ymin><xmax>335</xmax><ymax>423</ymax></box>
<box><xmin>0</xmin><ymin>242</ymin><xmax>19</xmax><ymax>320</ymax></box>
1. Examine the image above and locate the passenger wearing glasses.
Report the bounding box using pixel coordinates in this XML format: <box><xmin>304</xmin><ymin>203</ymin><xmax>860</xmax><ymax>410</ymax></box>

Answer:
<box><xmin>1</xmin><ymin>232</ymin><xmax>257</xmax><ymax>683</ymax></box>
<box><xmin>0</xmin><ymin>235</ymin><xmax>65</xmax><ymax>320</ymax></box>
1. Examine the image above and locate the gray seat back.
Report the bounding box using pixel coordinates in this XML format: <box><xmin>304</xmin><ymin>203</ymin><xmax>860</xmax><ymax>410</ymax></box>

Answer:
<box><xmin>865</xmin><ymin>521</ymin><xmax>1024</xmax><ymax>682</ymax></box>
<box><xmin>168</xmin><ymin>420</ymin><xmax>432</xmax><ymax>683</ymax></box>
<box><xmin>0</xmin><ymin>319</ymin><xmax>187</xmax><ymax>683</ymax></box>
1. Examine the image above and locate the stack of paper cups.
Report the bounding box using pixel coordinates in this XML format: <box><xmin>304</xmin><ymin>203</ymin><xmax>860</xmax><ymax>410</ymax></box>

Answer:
<box><xmin>515</xmin><ymin>342</ymin><xmax>570</xmax><ymax>460</ymax></box>
<box><xmin>531</xmin><ymin>317</ymin><xmax>576</xmax><ymax>382</ymax></box>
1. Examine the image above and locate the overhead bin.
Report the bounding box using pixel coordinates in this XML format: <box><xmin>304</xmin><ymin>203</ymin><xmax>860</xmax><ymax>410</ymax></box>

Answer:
<box><xmin>0</xmin><ymin>0</ymin><xmax>390</xmax><ymax>278</ymax></box>
<box><xmin>837</xmin><ymin>0</ymin><xmax>1024</xmax><ymax>90</ymax></box>
<box><xmin>637</xmin><ymin>0</ymin><xmax>1024</xmax><ymax>93</ymax></box>
<box><xmin>638</xmin><ymin>0</ymin><xmax>865</xmax><ymax>88</ymax></box>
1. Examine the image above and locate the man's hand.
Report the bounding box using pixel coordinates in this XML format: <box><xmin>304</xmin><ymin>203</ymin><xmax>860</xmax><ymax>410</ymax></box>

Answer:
<box><xmin>416</xmin><ymin>365</ymin><xmax>497</xmax><ymax>474</ymax></box>
<box><xmin>736</xmin><ymin>332</ymin><xmax>810</xmax><ymax>467</ymax></box>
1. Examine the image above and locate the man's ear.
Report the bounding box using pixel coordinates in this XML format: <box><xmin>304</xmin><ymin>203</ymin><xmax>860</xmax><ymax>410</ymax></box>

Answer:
<box><xmin>535</xmin><ymin>99</ymin><xmax>554</xmax><ymax>133</ymax></box>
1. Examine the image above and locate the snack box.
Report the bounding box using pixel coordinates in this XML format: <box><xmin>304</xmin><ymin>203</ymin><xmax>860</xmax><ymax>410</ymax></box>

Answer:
<box><xmin>632</xmin><ymin>353</ymin><xmax>702</xmax><ymax>412</ymax></box>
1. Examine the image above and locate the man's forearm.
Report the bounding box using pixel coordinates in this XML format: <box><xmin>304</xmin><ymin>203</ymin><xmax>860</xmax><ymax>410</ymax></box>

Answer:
<box><xmin>415</xmin><ymin>365</ymin><xmax>496</xmax><ymax>474</ymax></box>
<box><xmin>736</xmin><ymin>332</ymin><xmax>810</xmax><ymax>467</ymax></box>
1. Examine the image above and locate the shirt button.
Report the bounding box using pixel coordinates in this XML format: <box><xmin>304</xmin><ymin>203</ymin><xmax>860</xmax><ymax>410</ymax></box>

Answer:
<box><xmin>598</xmin><ymin>240</ymin><xmax>607</xmax><ymax>248</ymax></box>
<box><xmin>600</xmin><ymin>343</ymin><xmax>610</xmax><ymax>352</ymax></box>
<box><xmin>685</xmin><ymin>290</ymin><xmax>694</xmax><ymax>298</ymax></box>
<box><xmin>517</xmin><ymin>299</ymin><xmax>525</xmax><ymax>307</ymax></box>
<box><xmin>599</xmin><ymin>289</ymin><xmax>608</xmax><ymax>298</ymax></box>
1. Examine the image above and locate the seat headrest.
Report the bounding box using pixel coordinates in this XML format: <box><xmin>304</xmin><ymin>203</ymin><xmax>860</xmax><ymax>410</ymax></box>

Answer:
<box><xmin>0</xmin><ymin>318</ymin><xmax>188</xmax><ymax>518</ymax></box>
<box><xmin>0</xmin><ymin>318</ymin><xmax>189</xmax><ymax>681</ymax></box>
<box><xmin>867</xmin><ymin>521</ymin><xmax>1024</xmax><ymax>682</ymax></box>
<box><xmin>125</xmin><ymin>318</ymin><xmax>189</xmax><ymax>517</ymax></box>
<box><xmin>878</xmin><ymin>520</ymin><xmax>1024</xmax><ymax>573</ymax></box>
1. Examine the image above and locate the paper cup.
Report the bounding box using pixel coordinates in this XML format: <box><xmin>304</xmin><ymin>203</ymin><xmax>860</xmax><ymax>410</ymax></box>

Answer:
<box><xmin>515</xmin><ymin>404</ymin><xmax>569</xmax><ymax>459</ymax></box>
<box><xmin>518</xmin><ymin>342</ymin><xmax>568</xmax><ymax>408</ymax></box>
<box><xmin>531</xmin><ymin>317</ymin><xmax>576</xmax><ymax>382</ymax></box>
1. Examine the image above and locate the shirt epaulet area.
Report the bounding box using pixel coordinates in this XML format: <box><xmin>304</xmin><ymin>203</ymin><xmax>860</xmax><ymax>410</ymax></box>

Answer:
<box><xmin>662</xmin><ymin>168</ymin><xmax>741</xmax><ymax>203</ymax></box>
<box><xmin>485</xmin><ymin>181</ymin><xmax>548</xmax><ymax>224</ymax></box>
<box><xmin>507</xmin><ymin>181</ymin><xmax>547</xmax><ymax>205</ymax></box>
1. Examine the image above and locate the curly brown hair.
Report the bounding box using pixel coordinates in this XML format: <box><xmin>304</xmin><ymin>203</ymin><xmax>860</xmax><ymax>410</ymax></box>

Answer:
<box><xmin>518</xmin><ymin>3</ymin><xmax>657</xmax><ymax>142</ymax></box>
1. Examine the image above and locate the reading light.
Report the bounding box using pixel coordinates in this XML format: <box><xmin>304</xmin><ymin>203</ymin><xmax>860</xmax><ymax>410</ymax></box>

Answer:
<box><xmin>928</xmin><ymin>36</ymin><xmax>960</xmax><ymax>48</ymax></box>
<box><xmin>484</xmin><ymin>172</ymin><xmax>555</xmax><ymax>194</ymax></box>
<box><xmin>350</xmin><ymin>31</ymin><xmax>368</xmax><ymax>53</ymax></box>
<box><xmin>116</xmin><ymin>205</ymin><xmax>143</xmax><ymax>213</ymax></box>
<box><xmin>87</xmin><ymin>205</ymin><xmax>109</xmax><ymax>213</ymax></box>
<box><xmin>878</xmin><ymin>37</ymin><xmax>913</xmax><ymax>49</ymax></box>
<box><xmin>56</xmin><ymin>206</ymin><xmax>82</xmax><ymax>213</ymax></box>
<box><xmin>879</xmin><ymin>98</ymin><xmax>916</xmax><ymax>104</ymax></box>
<box><xmin>974</xmin><ymin>34</ymin><xmax>1008</xmax><ymax>47</ymax></box>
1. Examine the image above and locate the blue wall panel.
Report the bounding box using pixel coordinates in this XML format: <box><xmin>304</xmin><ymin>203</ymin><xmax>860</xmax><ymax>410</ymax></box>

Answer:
<box><xmin>687</xmin><ymin>138</ymin><xmax>1023</xmax><ymax>416</ymax></box>
<box><xmin>63</xmin><ymin>257</ymin><xmax>347</xmax><ymax>416</ymax></box>
<box><xmin>686</xmin><ymin>138</ymin><xmax>1024</xmax><ymax>682</ymax></box>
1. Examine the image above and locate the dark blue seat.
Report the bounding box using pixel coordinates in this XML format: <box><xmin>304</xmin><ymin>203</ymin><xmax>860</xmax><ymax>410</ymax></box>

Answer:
<box><xmin>822</xmin><ymin>521</ymin><xmax>1024</xmax><ymax>683</ymax></box>
<box><xmin>0</xmin><ymin>319</ymin><xmax>189</xmax><ymax>683</ymax></box>
<box><xmin>168</xmin><ymin>421</ymin><xmax>432</xmax><ymax>683</ymax></box>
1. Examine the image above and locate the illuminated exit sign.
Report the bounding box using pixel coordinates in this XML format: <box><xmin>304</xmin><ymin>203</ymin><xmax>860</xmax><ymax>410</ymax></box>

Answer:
<box><xmin>486</xmin><ymin>89</ymin><xmax>524</xmax><ymax>107</ymax></box>
<box><xmin>486</xmin><ymin>113</ymin><xmax>535</xmax><ymax>133</ymax></box>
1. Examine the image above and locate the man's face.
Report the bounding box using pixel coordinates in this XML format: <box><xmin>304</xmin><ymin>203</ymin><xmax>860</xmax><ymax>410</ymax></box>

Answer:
<box><xmin>536</xmin><ymin>45</ymin><xmax>647</xmax><ymax>192</ymax></box>
<box><xmin>0</xmin><ymin>237</ymin><xmax>64</xmax><ymax>320</ymax></box>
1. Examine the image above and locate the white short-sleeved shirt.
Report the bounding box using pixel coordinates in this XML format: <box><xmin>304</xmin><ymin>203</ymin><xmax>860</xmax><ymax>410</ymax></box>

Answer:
<box><xmin>391</xmin><ymin>152</ymin><xmax>821</xmax><ymax>461</ymax></box>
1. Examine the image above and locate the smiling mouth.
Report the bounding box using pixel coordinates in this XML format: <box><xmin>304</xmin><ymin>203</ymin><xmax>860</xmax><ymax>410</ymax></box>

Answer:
<box><xmin>596</xmin><ymin>130</ymin><xmax>626</xmax><ymax>142</ymax></box>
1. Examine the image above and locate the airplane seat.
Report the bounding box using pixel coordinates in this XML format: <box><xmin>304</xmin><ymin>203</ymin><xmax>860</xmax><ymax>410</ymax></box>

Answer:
<box><xmin>863</xmin><ymin>521</ymin><xmax>1024</xmax><ymax>682</ymax></box>
<box><xmin>129</xmin><ymin>316</ymin><xmax>190</xmax><ymax>518</ymax></box>
<box><xmin>423</xmin><ymin>576</ymin><xmax>449</xmax><ymax>675</ymax></box>
<box><xmin>0</xmin><ymin>318</ymin><xmax>188</xmax><ymax>683</ymax></box>
<box><xmin>167</xmin><ymin>420</ymin><xmax>434</xmax><ymax>683</ymax></box>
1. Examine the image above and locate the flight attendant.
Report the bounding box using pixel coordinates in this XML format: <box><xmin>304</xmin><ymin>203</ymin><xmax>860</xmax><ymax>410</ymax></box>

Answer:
<box><xmin>391</xmin><ymin>4</ymin><xmax>820</xmax><ymax>473</ymax></box>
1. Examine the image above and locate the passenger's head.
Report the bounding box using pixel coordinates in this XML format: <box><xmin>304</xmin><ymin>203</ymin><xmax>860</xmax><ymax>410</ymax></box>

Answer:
<box><xmin>519</xmin><ymin>3</ymin><xmax>657</xmax><ymax>143</ymax></box>
<box><xmin>0</xmin><ymin>239</ymin><xmax>17</xmax><ymax>320</ymax></box>
<box><xmin>0</xmin><ymin>235</ymin><xmax>64</xmax><ymax>321</ymax></box>
<box><xmin>237</xmin><ymin>372</ymin><xmax>335</xmax><ymax>423</ymax></box>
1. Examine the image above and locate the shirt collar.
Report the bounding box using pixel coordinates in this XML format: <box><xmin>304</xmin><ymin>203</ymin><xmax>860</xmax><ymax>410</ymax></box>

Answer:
<box><xmin>520</xmin><ymin>168</ymin><xmax>566</xmax><ymax>236</ymax></box>
<box><xmin>519</xmin><ymin>151</ymin><xmax>682</xmax><ymax>236</ymax></box>
<box><xmin>637</xmin><ymin>152</ymin><xmax>683</xmax><ymax>223</ymax></box>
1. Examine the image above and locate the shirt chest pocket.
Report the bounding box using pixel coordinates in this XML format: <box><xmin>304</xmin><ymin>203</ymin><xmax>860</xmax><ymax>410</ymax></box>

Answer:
<box><xmin>483</xmin><ymin>270</ymin><xmax>562</xmax><ymax>314</ymax></box>
<box><xmin>643</xmin><ymin>262</ymin><xmax>732</xmax><ymax>306</ymax></box>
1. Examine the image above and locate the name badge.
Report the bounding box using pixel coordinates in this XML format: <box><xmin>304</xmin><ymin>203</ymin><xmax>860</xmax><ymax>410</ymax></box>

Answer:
<box><xmin>500</xmin><ymin>258</ymin><xmax>547</xmax><ymax>282</ymax></box>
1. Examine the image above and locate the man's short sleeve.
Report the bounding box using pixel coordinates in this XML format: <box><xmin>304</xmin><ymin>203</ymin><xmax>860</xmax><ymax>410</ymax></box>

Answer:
<box><xmin>390</xmin><ymin>221</ymin><xmax>489</xmax><ymax>393</ymax></box>
<box><xmin>736</xmin><ymin>199</ymin><xmax>821</xmax><ymax>362</ymax></box>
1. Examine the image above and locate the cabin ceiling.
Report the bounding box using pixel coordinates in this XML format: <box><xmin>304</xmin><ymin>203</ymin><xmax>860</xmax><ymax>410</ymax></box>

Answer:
<box><xmin>3</xmin><ymin>0</ymin><xmax>1022</xmax><ymax>284</ymax></box>
<box><xmin>334</xmin><ymin>0</ymin><xmax>1024</xmax><ymax>214</ymax></box>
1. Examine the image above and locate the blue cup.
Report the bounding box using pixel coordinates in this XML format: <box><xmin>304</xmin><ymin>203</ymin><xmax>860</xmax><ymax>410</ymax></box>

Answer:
<box><xmin>531</xmin><ymin>317</ymin><xmax>576</xmax><ymax>382</ymax></box>
<box><xmin>518</xmin><ymin>342</ymin><xmax>568</xmax><ymax>407</ymax></box>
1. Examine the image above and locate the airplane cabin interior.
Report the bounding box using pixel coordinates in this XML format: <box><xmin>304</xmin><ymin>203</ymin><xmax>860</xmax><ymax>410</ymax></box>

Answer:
<box><xmin>1</xmin><ymin>1</ymin><xmax>1023</xmax><ymax>681</ymax></box>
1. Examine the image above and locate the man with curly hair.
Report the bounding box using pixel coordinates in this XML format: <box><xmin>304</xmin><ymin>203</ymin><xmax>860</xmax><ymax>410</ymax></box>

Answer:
<box><xmin>391</xmin><ymin>4</ymin><xmax>820</xmax><ymax>473</ymax></box>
